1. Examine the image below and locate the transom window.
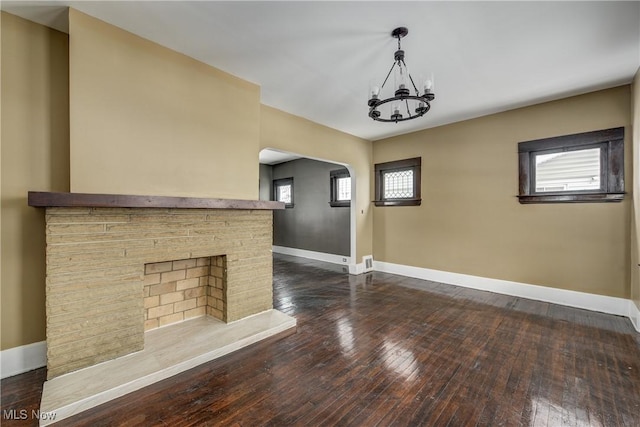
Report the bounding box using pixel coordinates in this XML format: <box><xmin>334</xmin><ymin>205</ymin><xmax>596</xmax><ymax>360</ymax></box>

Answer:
<box><xmin>273</xmin><ymin>177</ymin><xmax>294</xmax><ymax>208</ymax></box>
<box><xmin>518</xmin><ymin>127</ymin><xmax>624</xmax><ymax>204</ymax></box>
<box><xmin>330</xmin><ymin>169</ymin><xmax>351</xmax><ymax>207</ymax></box>
<box><xmin>383</xmin><ymin>169</ymin><xmax>414</xmax><ymax>199</ymax></box>
<box><xmin>374</xmin><ymin>157</ymin><xmax>421</xmax><ymax>207</ymax></box>
<box><xmin>336</xmin><ymin>177</ymin><xmax>351</xmax><ymax>201</ymax></box>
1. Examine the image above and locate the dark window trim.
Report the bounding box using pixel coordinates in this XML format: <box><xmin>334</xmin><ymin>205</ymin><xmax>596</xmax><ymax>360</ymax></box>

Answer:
<box><xmin>273</xmin><ymin>177</ymin><xmax>294</xmax><ymax>208</ymax></box>
<box><xmin>517</xmin><ymin>127</ymin><xmax>624</xmax><ymax>204</ymax></box>
<box><xmin>329</xmin><ymin>169</ymin><xmax>351</xmax><ymax>208</ymax></box>
<box><xmin>374</xmin><ymin>157</ymin><xmax>421</xmax><ymax>207</ymax></box>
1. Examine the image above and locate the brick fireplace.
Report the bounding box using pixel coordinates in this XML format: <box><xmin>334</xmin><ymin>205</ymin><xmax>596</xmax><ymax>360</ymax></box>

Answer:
<box><xmin>29</xmin><ymin>192</ymin><xmax>289</xmax><ymax>379</ymax></box>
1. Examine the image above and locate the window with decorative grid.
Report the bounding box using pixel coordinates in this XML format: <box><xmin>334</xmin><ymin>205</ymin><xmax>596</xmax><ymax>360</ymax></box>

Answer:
<box><xmin>273</xmin><ymin>177</ymin><xmax>294</xmax><ymax>208</ymax></box>
<box><xmin>330</xmin><ymin>169</ymin><xmax>351</xmax><ymax>207</ymax></box>
<box><xmin>374</xmin><ymin>157</ymin><xmax>421</xmax><ymax>207</ymax></box>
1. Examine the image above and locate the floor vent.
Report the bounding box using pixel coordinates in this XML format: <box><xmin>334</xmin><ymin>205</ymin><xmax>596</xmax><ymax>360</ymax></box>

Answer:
<box><xmin>363</xmin><ymin>255</ymin><xmax>374</xmax><ymax>272</ymax></box>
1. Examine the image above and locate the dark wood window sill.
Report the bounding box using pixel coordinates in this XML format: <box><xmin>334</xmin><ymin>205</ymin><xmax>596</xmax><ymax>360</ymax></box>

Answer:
<box><xmin>329</xmin><ymin>201</ymin><xmax>351</xmax><ymax>208</ymax></box>
<box><xmin>517</xmin><ymin>193</ymin><xmax>625</xmax><ymax>204</ymax></box>
<box><xmin>374</xmin><ymin>198</ymin><xmax>422</xmax><ymax>207</ymax></box>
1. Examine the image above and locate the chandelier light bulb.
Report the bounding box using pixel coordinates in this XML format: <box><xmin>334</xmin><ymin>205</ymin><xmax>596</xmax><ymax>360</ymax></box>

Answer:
<box><xmin>390</xmin><ymin>103</ymin><xmax>403</xmax><ymax>122</ymax></box>
<box><xmin>368</xmin><ymin>84</ymin><xmax>381</xmax><ymax>107</ymax></box>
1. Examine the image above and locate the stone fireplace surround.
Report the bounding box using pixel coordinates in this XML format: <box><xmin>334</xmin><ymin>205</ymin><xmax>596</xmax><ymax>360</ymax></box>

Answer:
<box><xmin>28</xmin><ymin>191</ymin><xmax>296</xmax><ymax>425</ymax></box>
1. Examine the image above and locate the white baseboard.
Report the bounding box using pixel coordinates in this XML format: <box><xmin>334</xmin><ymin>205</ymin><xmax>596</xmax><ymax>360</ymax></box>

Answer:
<box><xmin>348</xmin><ymin>262</ymin><xmax>366</xmax><ymax>275</ymax></box>
<box><xmin>374</xmin><ymin>261</ymin><xmax>634</xmax><ymax>323</ymax></box>
<box><xmin>271</xmin><ymin>246</ymin><xmax>372</xmax><ymax>275</ymax></box>
<box><xmin>1</xmin><ymin>341</ymin><xmax>47</xmax><ymax>379</ymax></box>
<box><xmin>629</xmin><ymin>300</ymin><xmax>640</xmax><ymax>332</ymax></box>
<box><xmin>272</xmin><ymin>246</ymin><xmax>351</xmax><ymax>266</ymax></box>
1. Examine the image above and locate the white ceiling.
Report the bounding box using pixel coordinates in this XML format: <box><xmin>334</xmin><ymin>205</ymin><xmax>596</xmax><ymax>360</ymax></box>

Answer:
<box><xmin>258</xmin><ymin>149</ymin><xmax>302</xmax><ymax>166</ymax></box>
<box><xmin>3</xmin><ymin>1</ymin><xmax>639</xmax><ymax>143</ymax></box>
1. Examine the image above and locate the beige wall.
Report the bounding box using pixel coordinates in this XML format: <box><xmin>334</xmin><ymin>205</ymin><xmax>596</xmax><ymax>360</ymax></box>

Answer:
<box><xmin>373</xmin><ymin>86</ymin><xmax>632</xmax><ymax>298</ymax></box>
<box><xmin>1</xmin><ymin>12</ymin><xmax>70</xmax><ymax>350</ymax></box>
<box><xmin>632</xmin><ymin>69</ymin><xmax>640</xmax><ymax>312</ymax></box>
<box><xmin>260</xmin><ymin>105</ymin><xmax>373</xmax><ymax>261</ymax></box>
<box><xmin>68</xmin><ymin>9</ymin><xmax>260</xmax><ymax>200</ymax></box>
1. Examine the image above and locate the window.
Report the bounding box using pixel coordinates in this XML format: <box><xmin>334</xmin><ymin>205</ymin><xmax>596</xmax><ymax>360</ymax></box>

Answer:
<box><xmin>374</xmin><ymin>157</ymin><xmax>421</xmax><ymax>207</ymax></box>
<box><xmin>330</xmin><ymin>169</ymin><xmax>351</xmax><ymax>207</ymax></box>
<box><xmin>273</xmin><ymin>178</ymin><xmax>294</xmax><ymax>207</ymax></box>
<box><xmin>518</xmin><ymin>127</ymin><xmax>624</xmax><ymax>204</ymax></box>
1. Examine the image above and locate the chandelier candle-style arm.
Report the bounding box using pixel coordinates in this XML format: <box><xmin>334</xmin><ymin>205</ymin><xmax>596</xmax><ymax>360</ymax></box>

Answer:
<box><xmin>368</xmin><ymin>27</ymin><xmax>435</xmax><ymax>123</ymax></box>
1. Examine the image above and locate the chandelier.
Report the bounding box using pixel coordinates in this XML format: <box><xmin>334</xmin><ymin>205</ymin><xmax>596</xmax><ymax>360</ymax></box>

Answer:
<box><xmin>368</xmin><ymin>27</ymin><xmax>435</xmax><ymax>123</ymax></box>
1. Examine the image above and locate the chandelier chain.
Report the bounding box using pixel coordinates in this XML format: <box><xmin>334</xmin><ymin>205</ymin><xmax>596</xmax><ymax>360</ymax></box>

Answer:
<box><xmin>380</xmin><ymin>62</ymin><xmax>396</xmax><ymax>91</ymax></box>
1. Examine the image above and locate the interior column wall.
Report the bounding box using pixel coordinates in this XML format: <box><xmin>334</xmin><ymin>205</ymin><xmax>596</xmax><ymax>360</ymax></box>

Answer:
<box><xmin>68</xmin><ymin>9</ymin><xmax>261</xmax><ymax>200</ymax></box>
<box><xmin>631</xmin><ymin>69</ymin><xmax>640</xmax><ymax>317</ymax></box>
<box><xmin>0</xmin><ymin>12</ymin><xmax>70</xmax><ymax>350</ymax></box>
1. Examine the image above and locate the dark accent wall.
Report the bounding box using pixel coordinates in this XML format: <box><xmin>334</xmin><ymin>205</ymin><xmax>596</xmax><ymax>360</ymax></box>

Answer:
<box><xmin>270</xmin><ymin>158</ymin><xmax>350</xmax><ymax>256</ymax></box>
<box><xmin>259</xmin><ymin>163</ymin><xmax>273</xmax><ymax>201</ymax></box>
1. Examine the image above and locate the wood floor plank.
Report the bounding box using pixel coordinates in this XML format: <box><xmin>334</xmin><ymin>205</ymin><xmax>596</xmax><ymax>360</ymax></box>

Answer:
<box><xmin>2</xmin><ymin>253</ymin><xmax>639</xmax><ymax>426</ymax></box>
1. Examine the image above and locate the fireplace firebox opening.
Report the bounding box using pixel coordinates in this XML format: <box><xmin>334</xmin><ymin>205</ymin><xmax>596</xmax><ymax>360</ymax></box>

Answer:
<box><xmin>143</xmin><ymin>255</ymin><xmax>227</xmax><ymax>330</ymax></box>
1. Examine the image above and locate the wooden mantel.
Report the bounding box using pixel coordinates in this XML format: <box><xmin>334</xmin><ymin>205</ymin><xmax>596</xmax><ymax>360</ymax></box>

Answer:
<box><xmin>28</xmin><ymin>191</ymin><xmax>285</xmax><ymax>210</ymax></box>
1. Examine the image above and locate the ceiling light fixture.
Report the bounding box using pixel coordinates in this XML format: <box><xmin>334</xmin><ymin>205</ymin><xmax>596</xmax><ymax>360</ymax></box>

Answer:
<box><xmin>368</xmin><ymin>27</ymin><xmax>435</xmax><ymax>123</ymax></box>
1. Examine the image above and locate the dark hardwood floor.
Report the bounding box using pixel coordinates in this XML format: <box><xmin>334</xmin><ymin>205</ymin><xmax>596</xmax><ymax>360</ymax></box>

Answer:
<box><xmin>3</xmin><ymin>254</ymin><xmax>640</xmax><ymax>426</ymax></box>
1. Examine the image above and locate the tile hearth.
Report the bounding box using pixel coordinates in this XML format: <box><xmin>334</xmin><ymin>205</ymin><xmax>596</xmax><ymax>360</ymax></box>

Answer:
<box><xmin>39</xmin><ymin>310</ymin><xmax>296</xmax><ymax>426</ymax></box>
